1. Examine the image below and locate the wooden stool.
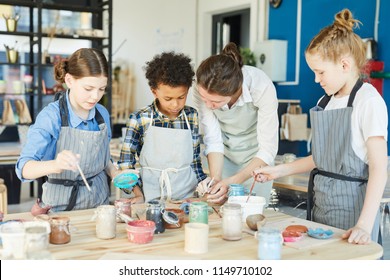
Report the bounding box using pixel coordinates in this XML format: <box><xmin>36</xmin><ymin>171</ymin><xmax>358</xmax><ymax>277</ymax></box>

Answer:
<box><xmin>0</xmin><ymin>183</ymin><xmax>8</xmax><ymax>215</ymax></box>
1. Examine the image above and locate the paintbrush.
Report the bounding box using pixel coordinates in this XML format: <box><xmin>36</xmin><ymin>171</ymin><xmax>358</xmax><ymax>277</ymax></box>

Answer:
<box><xmin>206</xmin><ymin>177</ymin><xmax>214</xmax><ymax>194</ymax></box>
<box><xmin>246</xmin><ymin>179</ymin><xmax>256</xmax><ymax>203</ymax></box>
<box><xmin>76</xmin><ymin>163</ymin><xmax>92</xmax><ymax>192</ymax></box>
<box><xmin>212</xmin><ymin>206</ymin><xmax>222</xmax><ymax>218</ymax></box>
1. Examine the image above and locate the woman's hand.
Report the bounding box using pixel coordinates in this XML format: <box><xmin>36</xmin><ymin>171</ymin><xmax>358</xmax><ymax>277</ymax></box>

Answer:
<box><xmin>196</xmin><ymin>177</ymin><xmax>213</xmax><ymax>197</ymax></box>
<box><xmin>206</xmin><ymin>179</ymin><xmax>229</xmax><ymax>204</ymax></box>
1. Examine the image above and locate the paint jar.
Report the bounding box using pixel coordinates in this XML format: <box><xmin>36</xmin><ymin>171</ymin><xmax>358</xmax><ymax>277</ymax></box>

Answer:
<box><xmin>95</xmin><ymin>205</ymin><xmax>116</xmax><ymax>239</ymax></box>
<box><xmin>256</xmin><ymin>227</ymin><xmax>283</xmax><ymax>260</ymax></box>
<box><xmin>220</xmin><ymin>203</ymin><xmax>242</xmax><ymax>241</ymax></box>
<box><xmin>115</xmin><ymin>198</ymin><xmax>132</xmax><ymax>222</ymax></box>
<box><xmin>164</xmin><ymin>208</ymin><xmax>186</xmax><ymax>229</ymax></box>
<box><xmin>189</xmin><ymin>201</ymin><xmax>208</xmax><ymax>224</ymax></box>
<box><xmin>0</xmin><ymin>221</ymin><xmax>26</xmax><ymax>259</ymax></box>
<box><xmin>49</xmin><ymin>216</ymin><xmax>71</xmax><ymax>245</ymax></box>
<box><xmin>24</xmin><ymin>221</ymin><xmax>52</xmax><ymax>259</ymax></box>
<box><xmin>126</xmin><ymin>220</ymin><xmax>156</xmax><ymax>244</ymax></box>
<box><xmin>228</xmin><ymin>184</ymin><xmax>246</xmax><ymax>196</ymax></box>
<box><xmin>146</xmin><ymin>200</ymin><xmax>165</xmax><ymax>234</ymax></box>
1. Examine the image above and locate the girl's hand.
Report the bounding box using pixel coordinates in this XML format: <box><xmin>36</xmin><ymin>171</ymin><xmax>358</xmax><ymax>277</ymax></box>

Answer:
<box><xmin>342</xmin><ymin>226</ymin><xmax>372</xmax><ymax>245</ymax></box>
<box><xmin>54</xmin><ymin>150</ymin><xmax>80</xmax><ymax>173</ymax></box>
<box><xmin>30</xmin><ymin>198</ymin><xmax>52</xmax><ymax>216</ymax></box>
<box><xmin>252</xmin><ymin>165</ymin><xmax>282</xmax><ymax>183</ymax></box>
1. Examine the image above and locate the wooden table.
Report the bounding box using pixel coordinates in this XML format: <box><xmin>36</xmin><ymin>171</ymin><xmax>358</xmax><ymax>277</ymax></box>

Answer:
<box><xmin>1</xmin><ymin>205</ymin><xmax>383</xmax><ymax>260</ymax></box>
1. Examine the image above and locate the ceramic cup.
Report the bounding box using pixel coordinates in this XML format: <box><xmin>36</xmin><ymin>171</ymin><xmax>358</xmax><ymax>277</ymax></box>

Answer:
<box><xmin>184</xmin><ymin>222</ymin><xmax>209</xmax><ymax>254</ymax></box>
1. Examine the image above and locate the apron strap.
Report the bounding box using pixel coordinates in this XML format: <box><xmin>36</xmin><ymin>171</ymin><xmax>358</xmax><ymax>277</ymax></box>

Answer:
<box><xmin>143</xmin><ymin>166</ymin><xmax>190</xmax><ymax>202</ymax></box>
<box><xmin>317</xmin><ymin>79</ymin><xmax>363</xmax><ymax>110</ymax></box>
<box><xmin>58</xmin><ymin>91</ymin><xmax>105</xmax><ymax>127</ymax></box>
<box><xmin>47</xmin><ymin>176</ymin><xmax>96</xmax><ymax>211</ymax></box>
<box><xmin>306</xmin><ymin>168</ymin><xmax>368</xmax><ymax>220</ymax></box>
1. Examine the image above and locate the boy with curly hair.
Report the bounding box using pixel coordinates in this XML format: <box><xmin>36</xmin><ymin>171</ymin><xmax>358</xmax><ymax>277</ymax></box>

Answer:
<box><xmin>117</xmin><ymin>52</ymin><xmax>208</xmax><ymax>203</ymax></box>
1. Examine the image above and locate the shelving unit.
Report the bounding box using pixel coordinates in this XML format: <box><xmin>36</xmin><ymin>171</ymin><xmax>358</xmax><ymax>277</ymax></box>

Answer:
<box><xmin>0</xmin><ymin>0</ymin><xmax>112</xmax><ymax>204</ymax></box>
<box><xmin>0</xmin><ymin>0</ymin><xmax>112</xmax><ymax>125</ymax></box>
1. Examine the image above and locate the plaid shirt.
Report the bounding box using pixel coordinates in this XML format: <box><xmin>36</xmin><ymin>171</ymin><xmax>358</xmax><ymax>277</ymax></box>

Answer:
<box><xmin>117</xmin><ymin>101</ymin><xmax>207</xmax><ymax>191</ymax></box>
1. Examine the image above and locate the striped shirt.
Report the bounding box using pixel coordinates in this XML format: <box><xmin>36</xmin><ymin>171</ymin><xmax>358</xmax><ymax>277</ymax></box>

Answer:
<box><xmin>117</xmin><ymin>101</ymin><xmax>207</xmax><ymax>191</ymax></box>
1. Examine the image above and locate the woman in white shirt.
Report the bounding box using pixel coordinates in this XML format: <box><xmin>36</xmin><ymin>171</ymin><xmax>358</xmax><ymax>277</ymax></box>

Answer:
<box><xmin>193</xmin><ymin>42</ymin><xmax>279</xmax><ymax>204</ymax></box>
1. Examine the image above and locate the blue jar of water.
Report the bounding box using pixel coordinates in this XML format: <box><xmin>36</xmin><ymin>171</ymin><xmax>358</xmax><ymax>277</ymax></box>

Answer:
<box><xmin>257</xmin><ymin>228</ymin><xmax>283</xmax><ymax>260</ymax></box>
<box><xmin>228</xmin><ymin>184</ymin><xmax>246</xmax><ymax>196</ymax></box>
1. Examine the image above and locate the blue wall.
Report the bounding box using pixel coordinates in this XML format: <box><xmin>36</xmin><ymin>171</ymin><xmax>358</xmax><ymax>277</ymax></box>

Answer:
<box><xmin>268</xmin><ymin>0</ymin><xmax>390</xmax><ymax>156</ymax></box>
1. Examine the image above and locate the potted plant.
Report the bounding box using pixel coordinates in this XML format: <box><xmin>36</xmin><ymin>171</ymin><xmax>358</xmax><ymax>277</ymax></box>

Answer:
<box><xmin>239</xmin><ymin>47</ymin><xmax>257</xmax><ymax>66</ymax></box>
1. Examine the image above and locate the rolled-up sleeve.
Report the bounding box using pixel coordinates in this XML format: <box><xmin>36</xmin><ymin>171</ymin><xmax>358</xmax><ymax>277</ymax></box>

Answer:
<box><xmin>252</xmin><ymin>83</ymin><xmax>279</xmax><ymax>165</ymax></box>
<box><xmin>15</xmin><ymin>104</ymin><xmax>61</xmax><ymax>182</ymax></box>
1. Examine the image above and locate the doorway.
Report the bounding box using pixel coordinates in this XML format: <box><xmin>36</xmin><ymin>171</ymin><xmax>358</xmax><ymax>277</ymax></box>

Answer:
<box><xmin>212</xmin><ymin>8</ymin><xmax>250</xmax><ymax>54</ymax></box>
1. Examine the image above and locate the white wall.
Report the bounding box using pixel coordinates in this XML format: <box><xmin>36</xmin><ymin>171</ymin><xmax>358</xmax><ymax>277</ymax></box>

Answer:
<box><xmin>112</xmin><ymin>0</ymin><xmax>197</xmax><ymax>110</ymax></box>
<box><xmin>112</xmin><ymin>0</ymin><xmax>267</xmax><ymax>111</ymax></box>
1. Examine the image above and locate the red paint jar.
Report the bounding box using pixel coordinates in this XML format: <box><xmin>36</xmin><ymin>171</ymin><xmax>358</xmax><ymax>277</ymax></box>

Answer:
<box><xmin>126</xmin><ymin>220</ymin><xmax>156</xmax><ymax>244</ymax></box>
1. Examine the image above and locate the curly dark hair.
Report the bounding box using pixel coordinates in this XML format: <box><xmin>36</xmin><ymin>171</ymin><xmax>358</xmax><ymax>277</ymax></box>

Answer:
<box><xmin>144</xmin><ymin>52</ymin><xmax>194</xmax><ymax>90</ymax></box>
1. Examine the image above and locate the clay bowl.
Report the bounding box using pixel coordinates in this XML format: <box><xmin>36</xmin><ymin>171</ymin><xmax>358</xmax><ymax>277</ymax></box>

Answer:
<box><xmin>246</xmin><ymin>214</ymin><xmax>266</xmax><ymax>231</ymax></box>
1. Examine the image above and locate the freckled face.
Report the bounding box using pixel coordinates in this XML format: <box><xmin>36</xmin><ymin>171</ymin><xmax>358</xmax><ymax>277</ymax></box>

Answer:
<box><xmin>305</xmin><ymin>53</ymin><xmax>347</xmax><ymax>96</ymax></box>
<box><xmin>152</xmin><ymin>84</ymin><xmax>189</xmax><ymax>119</ymax></box>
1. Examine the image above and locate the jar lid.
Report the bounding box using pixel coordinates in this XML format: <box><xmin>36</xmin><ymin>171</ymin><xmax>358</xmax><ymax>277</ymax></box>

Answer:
<box><xmin>113</xmin><ymin>172</ymin><xmax>138</xmax><ymax>190</ymax></box>
<box><xmin>50</xmin><ymin>216</ymin><xmax>69</xmax><ymax>225</ymax></box>
<box><xmin>223</xmin><ymin>203</ymin><xmax>241</xmax><ymax>210</ymax></box>
<box><xmin>162</xmin><ymin>210</ymin><xmax>179</xmax><ymax>227</ymax></box>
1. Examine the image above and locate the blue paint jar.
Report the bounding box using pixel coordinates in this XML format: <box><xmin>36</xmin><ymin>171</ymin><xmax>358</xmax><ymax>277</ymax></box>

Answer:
<box><xmin>228</xmin><ymin>184</ymin><xmax>246</xmax><ymax>196</ymax></box>
<box><xmin>257</xmin><ymin>228</ymin><xmax>283</xmax><ymax>260</ymax></box>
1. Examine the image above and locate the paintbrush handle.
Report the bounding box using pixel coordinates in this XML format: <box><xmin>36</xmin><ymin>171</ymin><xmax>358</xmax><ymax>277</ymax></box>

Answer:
<box><xmin>246</xmin><ymin>180</ymin><xmax>256</xmax><ymax>203</ymax></box>
<box><xmin>76</xmin><ymin>163</ymin><xmax>92</xmax><ymax>192</ymax></box>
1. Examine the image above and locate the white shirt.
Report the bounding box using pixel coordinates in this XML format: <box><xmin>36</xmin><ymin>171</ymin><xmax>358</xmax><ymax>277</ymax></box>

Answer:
<box><xmin>193</xmin><ymin>65</ymin><xmax>279</xmax><ymax>165</ymax></box>
<box><xmin>322</xmin><ymin>82</ymin><xmax>388</xmax><ymax>163</ymax></box>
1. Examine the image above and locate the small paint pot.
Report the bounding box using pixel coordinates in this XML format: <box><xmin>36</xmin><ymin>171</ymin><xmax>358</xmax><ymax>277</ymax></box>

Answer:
<box><xmin>126</xmin><ymin>220</ymin><xmax>156</xmax><ymax>244</ymax></box>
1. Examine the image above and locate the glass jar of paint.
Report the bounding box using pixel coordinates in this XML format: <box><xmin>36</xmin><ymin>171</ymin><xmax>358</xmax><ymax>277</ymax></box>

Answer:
<box><xmin>221</xmin><ymin>203</ymin><xmax>242</xmax><ymax>241</ymax></box>
<box><xmin>257</xmin><ymin>227</ymin><xmax>283</xmax><ymax>260</ymax></box>
<box><xmin>95</xmin><ymin>205</ymin><xmax>116</xmax><ymax>239</ymax></box>
<box><xmin>146</xmin><ymin>200</ymin><xmax>165</xmax><ymax>234</ymax></box>
<box><xmin>49</xmin><ymin>216</ymin><xmax>71</xmax><ymax>245</ymax></box>
<box><xmin>228</xmin><ymin>184</ymin><xmax>246</xmax><ymax>196</ymax></box>
<box><xmin>189</xmin><ymin>201</ymin><xmax>208</xmax><ymax>224</ymax></box>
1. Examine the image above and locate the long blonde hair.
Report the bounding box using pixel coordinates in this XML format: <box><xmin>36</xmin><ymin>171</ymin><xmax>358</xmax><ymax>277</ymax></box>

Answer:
<box><xmin>306</xmin><ymin>9</ymin><xmax>367</xmax><ymax>72</ymax></box>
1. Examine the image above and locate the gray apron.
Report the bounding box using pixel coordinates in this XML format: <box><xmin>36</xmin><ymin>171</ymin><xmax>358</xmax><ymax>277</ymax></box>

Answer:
<box><xmin>308</xmin><ymin>79</ymin><xmax>380</xmax><ymax>242</ymax></box>
<box><xmin>139</xmin><ymin>111</ymin><xmax>198</xmax><ymax>202</ymax></box>
<box><xmin>42</xmin><ymin>95</ymin><xmax>110</xmax><ymax>211</ymax></box>
<box><xmin>213</xmin><ymin>102</ymin><xmax>273</xmax><ymax>204</ymax></box>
